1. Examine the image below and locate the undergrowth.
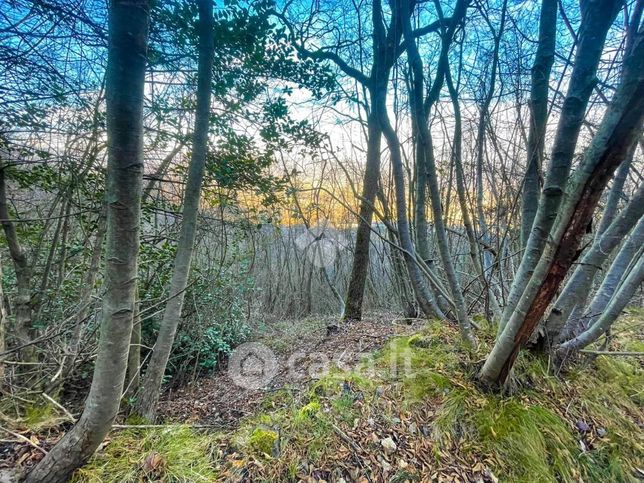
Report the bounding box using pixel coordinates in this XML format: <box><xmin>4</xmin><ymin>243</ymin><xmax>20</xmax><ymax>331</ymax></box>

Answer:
<box><xmin>55</xmin><ymin>314</ymin><xmax>643</xmax><ymax>481</ymax></box>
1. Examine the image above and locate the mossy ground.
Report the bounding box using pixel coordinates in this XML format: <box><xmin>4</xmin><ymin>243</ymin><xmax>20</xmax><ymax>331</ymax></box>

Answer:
<box><xmin>71</xmin><ymin>425</ymin><xmax>219</xmax><ymax>482</ymax></box>
<box><xmin>17</xmin><ymin>312</ymin><xmax>640</xmax><ymax>482</ymax></box>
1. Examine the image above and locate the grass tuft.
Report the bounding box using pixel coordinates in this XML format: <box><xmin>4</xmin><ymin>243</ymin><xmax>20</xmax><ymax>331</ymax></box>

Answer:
<box><xmin>72</xmin><ymin>426</ymin><xmax>218</xmax><ymax>482</ymax></box>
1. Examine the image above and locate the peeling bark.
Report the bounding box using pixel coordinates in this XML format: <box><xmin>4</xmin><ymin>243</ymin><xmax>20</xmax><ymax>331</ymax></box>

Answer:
<box><xmin>499</xmin><ymin>0</ymin><xmax>622</xmax><ymax>333</ymax></box>
<box><xmin>480</xmin><ymin>26</ymin><xmax>644</xmax><ymax>387</ymax></box>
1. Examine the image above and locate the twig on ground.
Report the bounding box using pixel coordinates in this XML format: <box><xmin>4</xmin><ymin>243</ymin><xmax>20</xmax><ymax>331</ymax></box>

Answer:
<box><xmin>0</xmin><ymin>426</ymin><xmax>48</xmax><ymax>454</ymax></box>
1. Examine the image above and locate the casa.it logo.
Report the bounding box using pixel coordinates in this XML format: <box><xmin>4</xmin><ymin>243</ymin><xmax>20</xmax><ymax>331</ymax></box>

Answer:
<box><xmin>294</xmin><ymin>220</ymin><xmax>343</xmax><ymax>268</ymax></box>
<box><xmin>227</xmin><ymin>342</ymin><xmax>278</xmax><ymax>390</ymax></box>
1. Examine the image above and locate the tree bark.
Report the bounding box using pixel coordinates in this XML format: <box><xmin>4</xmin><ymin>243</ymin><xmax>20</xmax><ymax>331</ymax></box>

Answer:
<box><xmin>520</xmin><ymin>0</ymin><xmax>557</xmax><ymax>248</ymax></box>
<box><xmin>0</xmin><ymin>160</ymin><xmax>34</xmax><ymax>363</ymax></box>
<box><xmin>543</xmin><ymin>180</ymin><xmax>644</xmax><ymax>341</ymax></box>
<box><xmin>24</xmin><ymin>1</ymin><xmax>149</xmax><ymax>480</ymax></box>
<box><xmin>556</xmin><ymin>253</ymin><xmax>644</xmax><ymax>358</ymax></box>
<box><xmin>479</xmin><ymin>25</ymin><xmax>644</xmax><ymax>388</ymax></box>
<box><xmin>344</xmin><ymin>117</ymin><xmax>383</xmax><ymax>321</ymax></box>
<box><xmin>559</xmin><ymin>216</ymin><xmax>644</xmax><ymax>342</ymax></box>
<box><xmin>595</xmin><ymin>145</ymin><xmax>634</xmax><ymax>236</ymax></box>
<box><xmin>134</xmin><ymin>0</ymin><xmax>214</xmax><ymax>421</ymax></box>
<box><xmin>498</xmin><ymin>0</ymin><xmax>622</xmax><ymax>332</ymax></box>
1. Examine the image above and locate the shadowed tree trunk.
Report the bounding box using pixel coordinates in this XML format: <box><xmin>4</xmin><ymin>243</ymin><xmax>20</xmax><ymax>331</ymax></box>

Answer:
<box><xmin>134</xmin><ymin>0</ymin><xmax>214</xmax><ymax>421</ymax></box>
<box><xmin>344</xmin><ymin>117</ymin><xmax>384</xmax><ymax>321</ymax></box>
<box><xmin>23</xmin><ymin>0</ymin><xmax>150</xmax><ymax>480</ymax></box>
<box><xmin>520</xmin><ymin>0</ymin><xmax>556</xmax><ymax>248</ymax></box>
<box><xmin>367</xmin><ymin>0</ymin><xmax>444</xmax><ymax>320</ymax></box>
<box><xmin>479</xmin><ymin>23</ymin><xmax>644</xmax><ymax>388</ymax></box>
<box><xmin>0</xmin><ymin>160</ymin><xmax>34</xmax><ymax>363</ymax></box>
<box><xmin>379</xmin><ymin>100</ymin><xmax>447</xmax><ymax>321</ymax></box>
<box><xmin>343</xmin><ymin>0</ymin><xmax>408</xmax><ymax>322</ymax></box>
<box><xmin>401</xmin><ymin>0</ymin><xmax>475</xmax><ymax>343</ymax></box>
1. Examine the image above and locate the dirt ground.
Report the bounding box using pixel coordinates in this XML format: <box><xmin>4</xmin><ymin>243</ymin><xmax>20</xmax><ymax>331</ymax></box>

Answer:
<box><xmin>158</xmin><ymin>313</ymin><xmax>424</xmax><ymax>427</ymax></box>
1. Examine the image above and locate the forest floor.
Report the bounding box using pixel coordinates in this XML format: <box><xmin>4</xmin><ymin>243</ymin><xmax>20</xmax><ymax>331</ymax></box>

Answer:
<box><xmin>1</xmin><ymin>310</ymin><xmax>642</xmax><ymax>482</ymax></box>
<box><xmin>157</xmin><ymin>312</ymin><xmax>424</xmax><ymax>427</ymax></box>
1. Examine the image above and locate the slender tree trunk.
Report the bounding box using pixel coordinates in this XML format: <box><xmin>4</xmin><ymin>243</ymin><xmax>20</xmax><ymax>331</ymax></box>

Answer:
<box><xmin>142</xmin><ymin>141</ymin><xmax>185</xmax><ymax>200</ymax></box>
<box><xmin>556</xmin><ymin>253</ymin><xmax>644</xmax><ymax>358</ymax></box>
<box><xmin>499</xmin><ymin>0</ymin><xmax>622</xmax><ymax>332</ymax></box>
<box><xmin>413</xmin><ymin>119</ymin><xmax>430</xmax><ymax>261</ymax></box>
<box><xmin>475</xmin><ymin>0</ymin><xmax>506</xmax><ymax>291</ymax></box>
<box><xmin>479</xmin><ymin>26</ymin><xmax>644</xmax><ymax>387</ymax></box>
<box><xmin>344</xmin><ymin>116</ymin><xmax>383</xmax><ymax>321</ymax></box>
<box><xmin>559</xmin><ymin>216</ymin><xmax>644</xmax><ymax>342</ymax></box>
<box><xmin>24</xmin><ymin>1</ymin><xmax>149</xmax><ymax>480</ymax></box>
<box><xmin>343</xmin><ymin>0</ymin><xmax>404</xmax><ymax>322</ymax></box>
<box><xmin>377</xmin><ymin>187</ymin><xmax>416</xmax><ymax>314</ymax></box>
<box><xmin>446</xmin><ymin>67</ymin><xmax>495</xmax><ymax>315</ymax></box>
<box><xmin>543</xmin><ymin>180</ymin><xmax>644</xmax><ymax>341</ymax></box>
<box><xmin>0</xmin><ymin>160</ymin><xmax>34</xmax><ymax>363</ymax></box>
<box><xmin>520</xmin><ymin>0</ymin><xmax>556</xmax><ymax>248</ymax></box>
<box><xmin>402</xmin><ymin>3</ymin><xmax>475</xmax><ymax>343</ymax></box>
<box><xmin>378</xmin><ymin>105</ymin><xmax>445</xmax><ymax>321</ymax></box>
<box><xmin>595</xmin><ymin>144</ymin><xmax>634</xmax><ymax>236</ymax></box>
<box><xmin>134</xmin><ymin>0</ymin><xmax>214</xmax><ymax>421</ymax></box>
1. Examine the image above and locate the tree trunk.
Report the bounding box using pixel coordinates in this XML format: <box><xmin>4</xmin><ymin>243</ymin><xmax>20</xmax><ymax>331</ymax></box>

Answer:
<box><xmin>378</xmin><ymin>105</ymin><xmax>445</xmax><ymax>321</ymax></box>
<box><xmin>543</xmin><ymin>181</ymin><xmax>644</xmax><ymax>341</ymax></box>
<box><xmin>24</xmin><ymin>1</ymin><xmax>149</xmax><ymax>480</ymax></box>
<box><xmin>134</xmin><ymin>0</ymin><xmax>214</xmax><ymax>421</ymax></box>
<box><xmin>498</xmin><ymin>0</ymin><xmax>622</xmax><ymax>332</ymax></box>
<box><xmin>520</xmin><ymin>0</ymin><xmax>556</xmax><ymax>248</ymax></box>
<box><xmin>446</xmin><ymin>67</ymin><xmax>492</xmax><ymax>314</ymax></box>
<box><xmin>559</xmin><ymin>216</ymin><xmax>644</xmax><ymax>342</ymax></box>
<box><xmin>343</xmin><ymin>0</ymin><xmax>403</xmax><ymax>322</ymax></box>
<box><xmin>556</xmin><ymin>253</ymin><xmax>644</xmax><ymax>358</ymax></box>
<box><xmin>344</xmin><ymin>114</ymin><xmax>383</xmax><ymax>322</ymax></box>
<box><xmin>402</xmin><ymin>1</ymin><xmax>475</xmax><ymax>343</ymax></box>
<box><xmin>0</xmin><ymin>160</ymin><xmax>34</xmax><ymax>363</ymax></box>
<box><xmin>471</xmin><ymin>2</ymin><xmax>506</xmax><ymax>322</ymax></box>
<box><xmin>595</xmin><ymin>144</ymin><xmax>634</xmax><ymax>236</ymax></box>
<box><xmin>413</xmin><ymin>117</ymin><xmax>430</xmax><ymax>261</ymax></box>
<box><xmin>479</xmin><ymin>26</ymin><xmax>644</xmax><ymax>388</ymax></box>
